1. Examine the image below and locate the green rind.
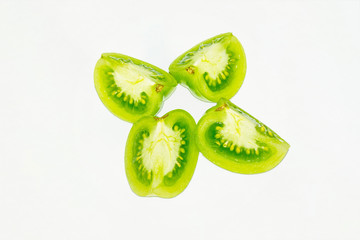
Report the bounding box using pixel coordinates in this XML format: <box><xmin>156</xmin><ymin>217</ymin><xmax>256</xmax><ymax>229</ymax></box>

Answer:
<box><xmin>196</xmin><ymin>98</ymin><xmax>290</xmax><ymax>174</ymax></box>
<box><xmin>169</xmin><ymin>33</ymin><xmax>246</xmax><ymax>102</ymax></box>
<box><xmin>125</xmin><ymin>109</ymin><xmax>199</xmax><ymax>198</ymax></box>
<box><xmin>94</xmin><ymin>53</ymin><xmax>177</xmax><ymax>123</ymax></box>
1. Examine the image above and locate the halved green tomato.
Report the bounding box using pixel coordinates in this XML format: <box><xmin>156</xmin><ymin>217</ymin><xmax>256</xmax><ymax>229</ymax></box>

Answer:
<box><xmin>125</xmin><ymin>109</ymin><xmax>198</xmax><ymax>198</ymax></box>
<box><xmin>94</xmin><ymin>53</ymin><xmax>177</xmax><ymax>123</ymax></box>
<box><xmin>196</xmin><ymin>98</ymin><xmax>290</xmax><ymax>174</ymax></box>
<box><xmin>169</xmin><ymin>33</ymin><xmax>246</xmax><ymax>102</ymax></box>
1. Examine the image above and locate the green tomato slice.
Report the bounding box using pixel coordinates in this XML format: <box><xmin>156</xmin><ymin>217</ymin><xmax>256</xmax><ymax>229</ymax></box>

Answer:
<box><xmin>94</xmin><ymin>53</ymin><xmax>177</xmax><ymax>123</ymax></box>
<box><xmin>125</xmin><ymin>109</ymin><xmax>199</xmax><ymax>198</ymax></box>
<box><xmin>196</xmin><ymin>98</ymin><xmax>290</xmax><ymax>174</ymax></box>
<box><xmin>169</xmin><ymin>33</ymin><xmax>246</xmax><ymax>102</ymax></box>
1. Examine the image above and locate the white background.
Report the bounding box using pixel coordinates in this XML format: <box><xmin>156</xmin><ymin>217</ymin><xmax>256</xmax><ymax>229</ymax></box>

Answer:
<box><xmin>1</xmin><ymin>0</ymin><xmax>359</xmax><ymax>239</ymax></box>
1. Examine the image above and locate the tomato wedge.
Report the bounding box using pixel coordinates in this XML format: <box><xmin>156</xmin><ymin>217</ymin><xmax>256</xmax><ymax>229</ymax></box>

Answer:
<box><xmin>94</xmin><ymin>53</ymin><xmax>177</xmax><ymax>122</ymax></box>
<box><xmin>125</xmin><ymin>109</ymin><xmax>198</xmax><ymax>198</ymax></box>
<box><xmin>196</xmin><ymin>98</ymin><xmax>290</xmax><ymax>174</ymax></box>
<box><xmin>169</xmin><ymin>33</ymin><xmax>246</xmax><ymax>102</ymax></box>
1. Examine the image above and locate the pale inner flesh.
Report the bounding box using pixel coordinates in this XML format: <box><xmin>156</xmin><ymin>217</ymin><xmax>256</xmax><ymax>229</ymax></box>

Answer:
<box><xmin>112</xmin><ymin>62</ymin><xmax>155</xmax><ymax>101</ymax></box>
<box><xmin>141</xmin><ymin>120</ymin><xmax>182</xmax><ymax>187</ymax></box>
<box><xmin>220</xmin><ymin>108</ymin><xmax>259</xmax><ymax>150</ymax></box>
<box><xmin>192</xmin><ymin>43</ymin><xmax>229</xmax><ymax>79</ymax></box>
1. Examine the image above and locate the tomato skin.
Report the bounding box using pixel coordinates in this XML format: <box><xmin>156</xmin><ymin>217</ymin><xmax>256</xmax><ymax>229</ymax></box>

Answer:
<box><xmin>196</xmin><ymin>98</ymin><xmax>290</xmax><ymax>174</ymax></box>
<box><xmin>125</xmin><ymin>109</ymin><xmax>199</xmax><ymax>198</ymax></box>
<box><xmin>169</xmin><ymin>33</ymin><xmax>246</xmax><ymax>102</ymax></box>
<box><xmin>94</xmin><ymin>53</ymin><xmax>177</xmax><ymax>123</ymax></box>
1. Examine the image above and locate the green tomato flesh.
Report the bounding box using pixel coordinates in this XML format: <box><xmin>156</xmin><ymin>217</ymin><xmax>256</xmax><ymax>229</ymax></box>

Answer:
<box><xmin>125</xmin><ymin>109</ymin><xmax>199</xmax><ymax>198</ymax></box>
<box><xmin>94</xmin><ymin>53</ymin><xmax>177</xmax><ymax>123</ymax></box>
<box><xmin>169</xmin><ymin>33</ymin><xmax>246</xmax><ymax>102</ymax></box>
<box><xmin>196</xmin><ymin>98</ymin><xmax>290</xmax><ymax>174</ymax></box>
